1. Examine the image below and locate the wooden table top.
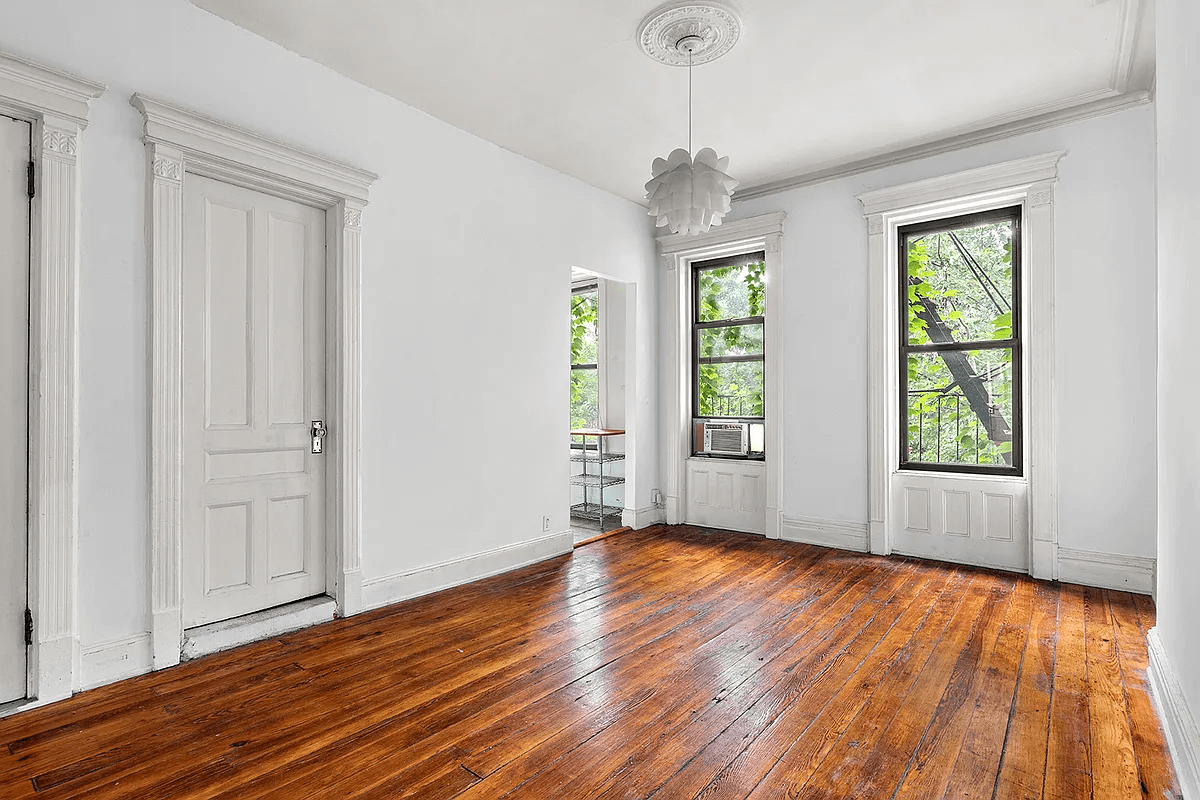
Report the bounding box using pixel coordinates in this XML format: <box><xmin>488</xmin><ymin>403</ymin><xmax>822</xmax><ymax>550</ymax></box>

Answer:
<box><xmin>570</xmin><ymin>428</ymin><xmax>625</xmax><ymax>437</ymax></box>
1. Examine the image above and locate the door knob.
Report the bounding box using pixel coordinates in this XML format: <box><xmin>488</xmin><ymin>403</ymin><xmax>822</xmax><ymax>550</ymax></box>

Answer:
<box><xmin>311</xmin><ymin>420</ymin><xmax>327</xmax><ymax>454</ymax></box>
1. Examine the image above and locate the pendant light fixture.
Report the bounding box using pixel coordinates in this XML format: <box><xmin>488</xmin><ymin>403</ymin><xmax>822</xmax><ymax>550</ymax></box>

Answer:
<box><xmin>639</xmin><ymin>2</ymin><xmax>742</xmax><ymax>236</ymax></box>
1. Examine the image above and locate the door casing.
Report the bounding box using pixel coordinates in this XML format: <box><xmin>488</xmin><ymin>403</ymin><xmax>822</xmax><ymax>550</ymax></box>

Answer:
<box><xmin>133</xmin><ymin>94</ymin><xmax>377</xmax><ymax>669</ymax></box>
<box><xmin>0</xmin><ymin>53</ymin><xmax>104</xmax><ymax>709</ymax></box>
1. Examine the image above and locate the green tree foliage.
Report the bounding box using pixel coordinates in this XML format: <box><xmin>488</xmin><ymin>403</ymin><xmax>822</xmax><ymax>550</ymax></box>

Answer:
<box><xmin>697</xmin><ymin>260</ymin><xmax>765</xmax><ymax>417</ymax></box>
<box><xmin>905</xmin><ymin>220</ymin><xmax>1015</xmax><ymax>466</ymax></box>
<box><xmin>570</xmin><ymin>289</ymin><xmax>599</xmax><ymax>435</ymax></box>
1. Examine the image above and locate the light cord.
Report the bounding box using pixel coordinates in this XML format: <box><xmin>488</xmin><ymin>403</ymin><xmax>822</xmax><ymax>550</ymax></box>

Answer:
<box><xmin>688</xmin><ymin>50</ymin><xmax>693</xmax><ymax>157</ymax></box>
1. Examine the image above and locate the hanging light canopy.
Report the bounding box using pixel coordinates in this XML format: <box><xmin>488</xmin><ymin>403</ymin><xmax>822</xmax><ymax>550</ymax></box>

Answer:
<box><xmin>638</xmin><ymin>3</ymin><xmax>742</xmax><ymax>236</ymax></box>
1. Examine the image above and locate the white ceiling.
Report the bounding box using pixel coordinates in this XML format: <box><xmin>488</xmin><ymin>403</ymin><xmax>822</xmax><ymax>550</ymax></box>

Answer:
<box><xmin>190</xmin><ymin>0</ymin><xmax>1155</xmax><ymax>205</ymax></box>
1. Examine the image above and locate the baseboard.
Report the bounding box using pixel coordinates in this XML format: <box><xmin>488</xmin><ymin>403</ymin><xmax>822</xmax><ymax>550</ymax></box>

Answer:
<box><xmin>80</xmin><ymin>633</ymin><xmax>153</xmax><ymax>691</ymax></box>
<box><xmin>781</xmin><ymin>514</ymin><xmax>870</xmax><ymax>553</ymax></box>
<box><xmin>1147</xmin><ymin>628</ymin><xmax>1200</xmax><ymax>799</ymax></box>
<box><xmin>361</xmin><ymin>530</ymin><xmax>574</xmax><ymax>612</ymax></box>
<box><xmin>622</xmin><ymin>505</ymin><xmax>665</xmax><ymax>529</ymax></box>
<box><xmin>182</xmin><ymin>596</ymin><xmax>336</xmax><ymax>661</ymax></box>
<box><xmin>1057</xmin><ymin>547</ymin><xmax>1155</xmax><ymax>595</ymax></box>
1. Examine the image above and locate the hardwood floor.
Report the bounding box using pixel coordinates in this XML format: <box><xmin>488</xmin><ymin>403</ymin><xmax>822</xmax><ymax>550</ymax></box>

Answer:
<box><xmin>0</xmin><ymin>526</ymin><xmax>1180</xmax><ymax>799</ymax></box>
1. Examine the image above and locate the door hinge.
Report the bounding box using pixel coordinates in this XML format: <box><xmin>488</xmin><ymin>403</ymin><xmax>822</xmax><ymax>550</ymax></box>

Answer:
<box><xmin>27</xmin><ymin>161</ymin><xmax>35</xmax><ymax>199</ymax></box>
<box><xmin>24</xmin><ymin>609</ymin><xmax>33</xmax><ymax>647</ymax></box>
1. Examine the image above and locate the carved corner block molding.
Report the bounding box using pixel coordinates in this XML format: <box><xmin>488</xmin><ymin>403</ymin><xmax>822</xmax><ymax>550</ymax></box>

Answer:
<box><xmin>152</xmin><ymin>156</ymin><xmax>182</xmax><ymax>182</ymax></box>
<box><xmin>41</xmin><ymin>128</ymin><xmax>77</xmax><ymax>157</ymax></box>
<box><xmin>132</xmin><ymin>93</ymin><xmax>377</xmax><ymax>668</ymax></box>
<box><xmin>1028</xmin><ymin>187</ymin><xmax>1053</xmax><ymax>207</ymax></box>
<box><xmin>868</xmin><ymin>215</ymin><xmax>885</xmax><ymax>235</ymax></box>
<box><xmin>0</xmin><ymin>50</ymin><xmax>105</xmax><ymax>704</ymax></box>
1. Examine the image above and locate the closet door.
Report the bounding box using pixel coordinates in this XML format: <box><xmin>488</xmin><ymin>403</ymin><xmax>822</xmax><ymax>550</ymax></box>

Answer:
<box><xmin>0</xmin><ymin>114</ymin><xmax>31</xmax><ymax>703</ymax></box>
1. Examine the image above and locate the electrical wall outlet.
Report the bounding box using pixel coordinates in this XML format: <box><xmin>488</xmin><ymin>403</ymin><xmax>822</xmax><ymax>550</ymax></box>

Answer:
<box><xmin>542</xmin><ymin>515</ymin><xmax>551</xmax><ymax>532</ymax></box>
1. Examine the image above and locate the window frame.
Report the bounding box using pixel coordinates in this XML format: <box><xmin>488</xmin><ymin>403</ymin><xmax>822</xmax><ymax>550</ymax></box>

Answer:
<box><xmin>570</xmin><ymin>281</ymin><xmax>600</xmax><ymax>449</ymax></box>
<box><xmin>691</xmin><ymin>251</ymin><xmax>767</xmax><ymax>424</ymax></box>
<box><xmin>897</xmin><ymin>205</ymin><xmax>1023</xmax><ymax>477</ymax></box>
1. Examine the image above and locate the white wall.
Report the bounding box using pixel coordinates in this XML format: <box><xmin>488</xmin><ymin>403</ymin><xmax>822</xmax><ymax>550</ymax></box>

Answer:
<box><xmin>0</xmin><ymin>0</ymin><xmax>658</xmax><ymax>650</ymax></box>
<box><xmin>1155</xmin><ymin>0</ymin><xmax>1200</xmax><ymax>767</ymax></box>
<box><xmin>727</xmin><ymin>104</ymin><xmax>1158</xmax><ymax>559</ymax></box>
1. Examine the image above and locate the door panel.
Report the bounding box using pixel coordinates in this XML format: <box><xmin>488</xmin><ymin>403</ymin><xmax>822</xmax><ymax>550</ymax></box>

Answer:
<box><xmin>891</xmin><ymin>472</ymin><xmax>1029</xmax><ymax>572</ymax></box>
<box><xmin>0</xmin><ymin>115</ymin><xmax>29</xmax><ymax>703</ymax></box>
<box><xmin>183</xmin><ymin>175</ymin><xmax>326</xmax><ymax>628</ymax></box>
<box><xmin>686</xmin><ymin>458</ymin><xmax>766</xmax><ymax>534</ymax></box>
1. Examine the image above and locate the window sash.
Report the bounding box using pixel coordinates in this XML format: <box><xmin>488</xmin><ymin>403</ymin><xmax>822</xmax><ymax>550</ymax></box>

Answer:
<box><xmin>898</xmin><ymin>206</ymin><xmax>1022</xmax><ymax>475</ymax></box>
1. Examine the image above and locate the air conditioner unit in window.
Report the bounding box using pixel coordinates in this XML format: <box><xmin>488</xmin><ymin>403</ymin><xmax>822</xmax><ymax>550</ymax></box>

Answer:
<box><xmin>702</xmin><ymin>421</ymin><xmax>749</xmax><ymax>456</ymax></box>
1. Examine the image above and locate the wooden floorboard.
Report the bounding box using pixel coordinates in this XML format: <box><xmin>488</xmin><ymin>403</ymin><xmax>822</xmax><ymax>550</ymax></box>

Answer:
<box><xmin>0</xmin><ymin>525</ymin><xmax>1181</xmax><ymax>799</ymax></box>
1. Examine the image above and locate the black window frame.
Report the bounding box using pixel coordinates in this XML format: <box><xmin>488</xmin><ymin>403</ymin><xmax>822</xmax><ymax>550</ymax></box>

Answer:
<box><xmin>898</xmin><ymin>206</ymin><xmax>1023</xmax><ymax>477</ymax></box>
<box><xmin>692</xmin><ymin>251</ymin><xmax>766</xmax><ymax>425</ymax></box>
<box><xmin>570</xmin><ymin>282</ymin><xmax>599</xmax><ymax>449</ymax></box>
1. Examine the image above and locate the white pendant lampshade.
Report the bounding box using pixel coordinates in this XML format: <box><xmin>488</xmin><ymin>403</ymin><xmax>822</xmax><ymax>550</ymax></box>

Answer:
<box><xmin>638</xmin><ymin>2</ymin><xmax>743</xmax><ymax>237</ymax></box>
<box><xmin>645</xmin><ymin>146</ymin><xmax>738</xmax><ymax>236</ymax></box>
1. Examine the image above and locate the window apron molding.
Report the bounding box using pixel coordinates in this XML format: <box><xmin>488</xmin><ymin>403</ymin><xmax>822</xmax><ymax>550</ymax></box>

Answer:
<box><xmin>0</xmin><ymin>50</ymin><xmax>105</xmax><ymax>708</ymax></box>
<box><xmin>658</xmin><ymin>212</ymin><xmax>786</xmax><ymax>538</ymax></box>
<box><xmin>857</xmin><ymin>152</ymin><xmax>1065</xmax><ymax>580</ymax></box>
<box><xmin>131</xmin><ymin>94</ymin><xmax>377</xmax><ymax>669</ymax></box>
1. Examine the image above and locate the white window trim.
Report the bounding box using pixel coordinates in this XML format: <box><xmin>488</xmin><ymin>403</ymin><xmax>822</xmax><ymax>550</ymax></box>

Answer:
<box><xmin>130</xmin><ymin>94</ymin><xmax>378</xmax><ymax>669</ymax></box>
<box><xmin>0</xmin><ymin>51</ymin><xmax>105</xmax><ymax>707</ymax></box>
<box><xmin>857</xmin><ymin>151</ymin><xmax>1064</xmax><ymax>579</ymax></box>
<box><xmin>658</xmin><ymin>212</ymin><xmax>786</xmax><ymax>538</ymax></box>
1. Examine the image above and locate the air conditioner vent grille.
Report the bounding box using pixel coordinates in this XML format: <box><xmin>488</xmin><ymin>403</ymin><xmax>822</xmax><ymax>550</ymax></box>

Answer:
<box><xmin>703</xmin><ymin>421</ymin><xmax>749</xmax><ymax>455</ymax></box>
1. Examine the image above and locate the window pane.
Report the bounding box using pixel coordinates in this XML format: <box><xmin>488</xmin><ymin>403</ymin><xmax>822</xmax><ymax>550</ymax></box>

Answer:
<box><xmin>906</xmin><ymin>217</ymin><xmax>1014</xmax><ymax>346</ymax></box>
<box><xmin>698</xmin><ymin>261</ymin><xmax>765</xmax><ymax>322</ymax></box>
<box><xmin>571</xmin><ymin>367</ymin><xmax>599</xmax><ymax>432</ymax></box>
<box><xmin>571</xmin><ymin>288</ymin><xmax>598</xmax><ymax>365</ymax></box>
<box><xmin>905</xmin><ymin>348</ymin><xmax>1015</xmax><ymax>467</ymax></box>
<box><xmin>699</xmin><ymin>323</ymin><xmax>763</xmax><ymax>358</ymax></box>
<box><xmin>698</xmin><ymin>360</ymin><xmax>764</xmax><ymax>418</ymax></box>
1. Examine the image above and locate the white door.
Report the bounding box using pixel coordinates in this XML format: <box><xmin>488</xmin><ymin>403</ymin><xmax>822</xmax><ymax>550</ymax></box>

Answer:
<box><xmin>182</xmin><ymin>175</ymin><xmax>327</xmax><ymax>629</ymax></box>
<box><xmin>0</xmin><ymin>115</ymin><xmax>30</xmax><ymax>703</ymax></box>
<box><xmin>891</xmin><ymin>473</ymin><xmax>1029</xmax><ymax>572</ymax></box>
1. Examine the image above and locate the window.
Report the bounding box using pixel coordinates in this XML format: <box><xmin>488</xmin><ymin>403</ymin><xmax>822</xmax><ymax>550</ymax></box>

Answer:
<box><xmin>693</xmin><ymin>252</ymin><xmax>766</xmax><ymax>456</ymax></box>
<box><xmin>899</xmin><ymin>206</ymin><xmax>1021</xmax><ymax>474</ymax></box>
<box><xmin>570</xmin><ymin>284</ymin><xmax>599</xmax><ymax>444</ymax></box>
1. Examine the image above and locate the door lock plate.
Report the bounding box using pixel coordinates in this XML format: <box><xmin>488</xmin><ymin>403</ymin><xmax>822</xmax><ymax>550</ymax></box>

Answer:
<box><xmin>311</xmin><ymin>420</ymin><xmax>326</xmax><ymax>454</ymax></box>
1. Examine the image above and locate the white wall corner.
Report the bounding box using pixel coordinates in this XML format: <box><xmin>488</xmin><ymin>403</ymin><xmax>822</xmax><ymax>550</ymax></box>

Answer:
<box><xmin>1146</xmin><ymin>628</ymin><xmax>1200</xmax><ymax>800</ymax></box>
<box><xmin>361</xmin><ymin>531</ymin><xmax>573</xmax><ymax>612</ymax></box>
<box><xmin>782</xmin><ymin>515</ymin><xmax>870</xmax><ymax>553</ymax></box>
<box><xmin>1056</xmin><ymin>547</ymin><xmax>1154</xmax><ymax>595</ymax></box>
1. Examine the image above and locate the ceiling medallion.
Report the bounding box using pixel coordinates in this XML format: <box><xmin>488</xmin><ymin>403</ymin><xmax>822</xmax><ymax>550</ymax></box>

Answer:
<box><xmin>637</xmin><ymin>1</ymin><xmax>743</xmax><ymax>67</ymax></box>
<box><xmin>641</xmin><ymin>2</ymin><xmax>741</xmax><ymax>236</ymax></box>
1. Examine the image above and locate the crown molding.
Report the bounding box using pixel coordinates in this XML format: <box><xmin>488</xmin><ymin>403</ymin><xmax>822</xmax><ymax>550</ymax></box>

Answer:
<box><xmin>130</xmin><ymin>93</ymin><xmax>378</xmax><ymax>205</ymax></box>
<box><xmin>0</xmin><ymin>50</ymin><xmax>105</xmax><ymax>128</ymax></box>
<box><xmin>856</xmin><ymin>151</ymin><xmax>1066</xmax><ymax>217</ymax></box>
<box><xmin>735</xmin><ymin>90</ymin><xmax>1148</xmax><ymax>203</ymax></box>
